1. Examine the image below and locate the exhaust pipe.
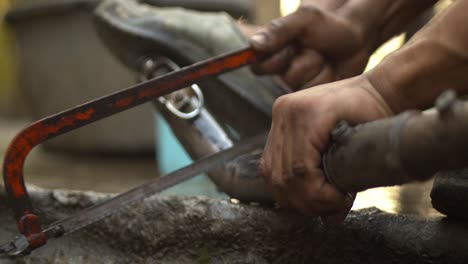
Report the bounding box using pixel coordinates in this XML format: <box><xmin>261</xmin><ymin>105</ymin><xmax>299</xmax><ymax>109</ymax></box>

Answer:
<box><xmin>324</xmin><ymin>90</ymin><xmax>467</xmax><ymax>193</ymax></box>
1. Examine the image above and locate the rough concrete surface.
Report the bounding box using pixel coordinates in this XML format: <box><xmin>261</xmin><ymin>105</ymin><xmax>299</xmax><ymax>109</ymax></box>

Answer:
<box><xmin>431</xmin><ymin>169</ymin><xmax>468</xmax><ymax>220</ymax></box>
<box><xmin>0</xmin><ymin>186</ymin><xmax>467</xmax><ymax>263</ymax></box>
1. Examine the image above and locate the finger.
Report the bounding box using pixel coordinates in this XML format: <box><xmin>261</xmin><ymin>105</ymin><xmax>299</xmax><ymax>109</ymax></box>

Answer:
<box><xmin>260</xmin><ymin>124</ymin><xmax>293</xmax><ymax>209</ymax></box>
<box><xmin>269</xmin><ymin>123</ymin><xmax>284</xmax><ymax>186</ymax></box>
<box><xmin>260</xmin><ymin>156</ymin><xmax>293</xmax><ymax>210</ymax></box>
<box><xmin>285</xmin><ymin>172</ymin><xmax>324</xmax><ymax>218</ymax></box>
<box><xmin>236</xmin><ymin>23</ymin><xmax>260</xmax><ymax>38</ymax></box>
<box><xmin>250</xmin><ymin>5</ymin><xmax>361</xmax><ymax>56</ymax></box>
<box><xmin>251</xmin><ymin>45</ymin><xmax>296</xmax><ymax>75</ymax></box>
<box><xmin>263</xmin><ymin>121</ymin><xmax>287</xmax><ymax>194</ymax></box>
<box><xmin>287</xmin><ymin>108</ymin><xmax>310</xmax><ymax>181</ymax></box>
<box><xmin>276</xmin><ymin>111</ymin><xmax>313</xmax><ymax>212</ymax></box>
<box><xmin>313</xmin><ymin>180</ymin><xmax>352</xmax><ymax>215</ymax></box>
<box><xmin>282</xmin><ymin>50</ymin><xmax>325</xmax><ymax>89</ymax></box>
<box><xmin>318</xmin><ymin>183</ymin><xmax>348</xmax><ymax>207</ymax></box>
<box><xmin>320</xmin><ymin>193</ymin><xmax>355</xmax><ymax>225</ymax></box>
<box><xmin>284</xmin><ymin>168</ymin><xmax>348</xmax><ymax>217</ymax></box>
<box><xmin>279</xmin><ymin>115</ymin><xmax>326</xmax><ymax>217</ymax></box>
<box><xmin>273</xmin><ymin>119</ymin><xmax>301</xmax><ymax>210</ymax></box>
<box><xmin>271</xmin><ymin>184</ymin><xmax>293</xmax><ymax>209</ymax></box>
<box><xmin>302</xmin><ymin>64</ymin><xmax>336</xmax><ymax>88</ymax></box>
<box><xmin>278</xmin><ymin>167</ymin><xmax>319</xmax><ymax>217</ymax></box>
<box><xmin>249</xmin><ymin>9</ymin><xmax>313</xmax><ymax>53</ymax></box>
<box><xmin>259</xmin><ymin>123</ymin><xmax>275</xmax><ymax>180</ymax></box>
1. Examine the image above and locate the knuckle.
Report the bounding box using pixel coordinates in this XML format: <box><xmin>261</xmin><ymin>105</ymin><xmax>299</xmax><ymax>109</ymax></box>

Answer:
<box><xmin>282</xmin><ymin>75</ymin><xmax>299</xmax><ymax>89</ymax></box>
<box><xmin>270</xmin><ymin>176</ymin><xmax>285</xmax><ymax>189</ymax></box>
<box><xmin>259</xmin><ymin>58</ymin><xmax>282</xmax><ymax>74</ymax></box>
<box><xmin>251</xmin><ymin>63</ymin><xmax>269</xmax><ymax>75</ymax></box>
<box><xmin>268</xmin><ymin>18</ymin><xmax>286</xmax><ymax>34</ymax></box>
<box><xmin>291</xmin><ymin>161</ymin><xmax>307</xmax><ymax>178</ymax></box>
<box><xmin>318</xmin><ymin>189</ymin><xmax>343</xmax><ymax>206</ymax></box>
<box><xmin>288</xmin><ymin>97</ymin><xmax>309</xmax><ymax>114</ymax></box>
<box><xmin>282</xmin><ymin>69</ymin><xmax>302</xmax><ymax>89</ymax></box>
<box><xmin>280</xmin><ymin>171</ymin><xmax>295</xmax><ymax>184</ymax></box>
<box><xmin>297</xmin><ymin>5</ymin><xmax>324</xmax><ymax>19</ymax></box>
<box><xmin>349</xmin><ymin>25</ymin><xmax>367</xmax><ymax>49</ymax></box>
<box><xmin>258</xmin><ymin>158</ymin><xmax>271</xmax><ymax>179</ymax></box>
<box><xmin>305</xmin><ymin>51</ymin><xmax>325</xmax><ymax>68</ymax></box>
<box><xmin>270</xmin><ymin>172</ymin><xmax>293</xmax><ymax>189</ymax></box>
<box><xmin>272</xmin><ymin>95</ymin><xmax>290</xmax><ymax>116</ymax></box>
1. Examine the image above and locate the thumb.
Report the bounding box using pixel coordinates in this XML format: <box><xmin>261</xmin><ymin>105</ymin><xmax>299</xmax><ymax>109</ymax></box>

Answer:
<box><xmin>250</xmin><ymin>6</ymin><xmax>363</xmax><ymax>57</ymax></box>
<box><xmin>249</xmin><ymin>8</ymin><xmax>312</xmax><ymax>53</ymax></box>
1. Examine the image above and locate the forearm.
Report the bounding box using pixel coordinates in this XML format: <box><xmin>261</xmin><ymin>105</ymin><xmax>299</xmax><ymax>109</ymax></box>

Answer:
<box><xmin>355</xmin><ymin>0</ymin><xmax>438</xmax><ymax>47</ymax></box>
<box><xmin>369</xmin><ymin>0</ymin><xmax>468</xmax><ymax>112</ymax></box>
<box><xmin>329</xmin><ymin>0</ymin><xmax>438</xmax><ymax>48</ymax></box>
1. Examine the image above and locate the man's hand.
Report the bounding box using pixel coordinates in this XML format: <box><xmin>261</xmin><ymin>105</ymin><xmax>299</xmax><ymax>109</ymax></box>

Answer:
<box><xmin>259</xmin><ymin>75</ymin><xmax>393</xmax><ymax>223</ymax></box>
<box><xmin>250</xmin><ymin>1</ymin><xmax>373</xmax><ymax>90</ymax></box>
<box><xmin>250</xmin><ymin>0</ymin><xmax>437</xmax><ymax>90</ymax></box>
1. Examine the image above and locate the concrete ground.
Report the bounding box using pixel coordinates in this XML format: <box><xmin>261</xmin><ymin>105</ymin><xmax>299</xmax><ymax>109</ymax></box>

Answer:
<box><xmin>0</xmin><ymin>117</ymin><xmax>441</xmax><ymax>218</ymax></box>
<box><xmin>0</xmin><ymin>190</ymin><xmax>463</xmax><ymax>264</ymax></box>
<box><xmin>0</xmin><ymin>117</ymin><xmax>455</xmax><ymax>263</ymax></box>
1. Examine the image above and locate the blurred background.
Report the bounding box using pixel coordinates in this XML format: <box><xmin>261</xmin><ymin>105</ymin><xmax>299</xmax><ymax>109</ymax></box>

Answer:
<box><xmin>0</xmin><ymin>0</ymin><xmax>454</xmax><ymax>217</ymax></box>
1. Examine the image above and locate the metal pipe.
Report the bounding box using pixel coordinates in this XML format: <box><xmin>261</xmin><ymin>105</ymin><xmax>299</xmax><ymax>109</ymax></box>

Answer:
<box><xmin>324</xmin><ymin>90</ymin><xmax>468</xmax><ymax>193</ymax></box>
<box><xmin>149</xmin><ymin>57</ymin><xmax>272</xmax><ymax>202</ymax></box>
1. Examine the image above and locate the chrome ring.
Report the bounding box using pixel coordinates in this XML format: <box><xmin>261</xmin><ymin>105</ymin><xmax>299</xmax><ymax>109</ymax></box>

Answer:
<box><xmin>139</xmin><ymin>56</ymin><xmax>205</xmax><ymax>120</ymax></box>
<box><xmin>158</xmin><ymin>84</ymin><xmax>204</xmax><ymax>119</ymax></box>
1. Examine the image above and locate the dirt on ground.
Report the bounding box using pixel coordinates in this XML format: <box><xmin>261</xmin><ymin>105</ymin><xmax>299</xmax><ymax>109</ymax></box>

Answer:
<box><xmin>0</xmin><ymin>186</ymin><xmax>467</xmax><ymax>263</ymax></box>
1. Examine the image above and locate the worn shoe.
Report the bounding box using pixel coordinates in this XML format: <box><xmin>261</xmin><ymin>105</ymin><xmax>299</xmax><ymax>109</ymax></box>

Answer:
<box><xmin>94</xmin><ymin>0</ymin><xmax>288</xmax><ymax>118</ymax></box>
<box><xmin>94</xmin><ymin>0</ymin><xmax>284</xmax><ymax>202</ymax></box>
<box><xmin>141</xmin><ymin>0</ymin><xmax>254</xmax><ymax>21</ymax></box>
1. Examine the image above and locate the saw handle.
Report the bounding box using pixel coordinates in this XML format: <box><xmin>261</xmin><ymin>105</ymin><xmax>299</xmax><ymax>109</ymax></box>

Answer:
<box><xmin>2</xmin><ymin>47</ymin><xmax>258</xmax><ymax>253</ymax></box>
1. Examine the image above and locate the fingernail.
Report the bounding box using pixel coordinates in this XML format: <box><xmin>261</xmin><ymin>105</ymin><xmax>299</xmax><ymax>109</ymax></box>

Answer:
<box><xmin>250</xmin><ymin>33</ymin><xmax>267</xmax><ymax>47</ymax></box>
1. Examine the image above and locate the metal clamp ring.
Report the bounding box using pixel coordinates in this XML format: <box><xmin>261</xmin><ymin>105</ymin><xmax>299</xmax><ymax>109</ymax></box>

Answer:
<box><xmin>157</xmin><ymin>84</ymin><xmax>204</xmax><ymax>119</ymax></box>
<box><xmin>139</xmin><ymin>56</ymin><xmax>204</xmax><ymax>119</ymax></box>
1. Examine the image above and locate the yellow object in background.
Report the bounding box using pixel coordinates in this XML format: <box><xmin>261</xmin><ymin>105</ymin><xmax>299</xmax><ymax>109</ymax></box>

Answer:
<box><xmin>365</xmin><ymin>34</ymin><xmax>405</xmax><ymax>72</ymax></box>
<box><xmin>0</xmin><ymin>0</ymin><xmax>17</xmax><ymax>114</ymax></box>
<box><xmin>280</xmin><ymin>0</ymin><xmax>300</xmax><ymax>16</ymax></box>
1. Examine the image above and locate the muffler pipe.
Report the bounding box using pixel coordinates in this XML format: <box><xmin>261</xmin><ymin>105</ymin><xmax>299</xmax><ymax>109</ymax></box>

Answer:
<box><xmin>324</xmin><ymin>90</ymin><xmax>468</xmax><ymax>193</ymax></box>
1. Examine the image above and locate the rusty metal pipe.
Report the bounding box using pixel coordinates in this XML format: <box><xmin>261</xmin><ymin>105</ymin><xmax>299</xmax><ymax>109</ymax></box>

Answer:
<box><xmin>324</xmin><ymin>91</ymin><xmax>468</xmax><ymax>193</ymax></box>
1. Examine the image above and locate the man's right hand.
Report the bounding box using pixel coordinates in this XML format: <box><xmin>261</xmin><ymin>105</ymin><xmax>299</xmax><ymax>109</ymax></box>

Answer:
<box><xmin>250</xmin><ymin>0</ymin><xmax>376</xmax><ymax>90</ymax></box>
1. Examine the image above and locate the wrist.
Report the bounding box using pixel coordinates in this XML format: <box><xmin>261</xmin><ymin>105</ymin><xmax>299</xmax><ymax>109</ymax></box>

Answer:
<box><xmin>340</xmin><ymin>0</ymin><xmax>437</xmax><ymax>50</ymax></box>
<box><xmin>367</xmin><ymin>36</ymin><xmax>468</xmax><ymax>113</ymax></box>
<box><xmin>365</xmin><ymin>41</ymin><xmax>427</xmax><ymax>113</ymax></box>
<box><xmin>365</xmin><ymin>62</ymin><xmax>406</xmax><ymax>114</ymax></box>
